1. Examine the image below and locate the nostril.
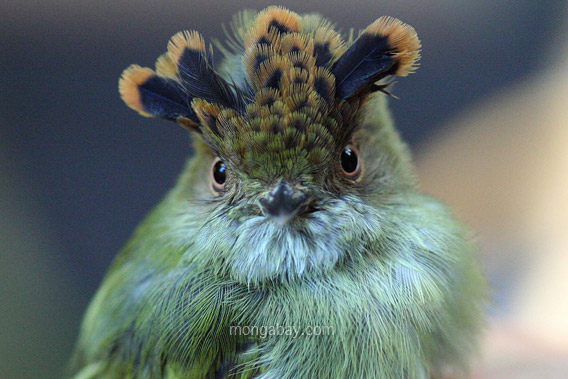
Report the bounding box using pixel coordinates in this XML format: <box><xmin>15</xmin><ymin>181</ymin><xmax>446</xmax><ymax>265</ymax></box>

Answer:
<box><xmin>260</xmin><ymin>181</ymin><xmax>309</xmax><ymax>218</ymax></box>
<box><xmin>272</xmin><ymin>181</ymin><xmax>294</xmax><ymax>198</ymax></box>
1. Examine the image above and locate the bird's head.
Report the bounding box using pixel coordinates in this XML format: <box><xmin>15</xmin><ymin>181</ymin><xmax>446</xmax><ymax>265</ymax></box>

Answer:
<box><xmin>119</xmin><ymin>6</ymin><xmax>420</xmax><ymax>284</ymax></box>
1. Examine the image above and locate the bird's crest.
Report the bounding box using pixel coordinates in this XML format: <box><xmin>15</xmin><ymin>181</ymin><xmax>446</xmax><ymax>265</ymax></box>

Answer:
<box><xmin>119</xmin><ymin>6</ymin><xmax>420</xmax><ymax>172</ymax></box>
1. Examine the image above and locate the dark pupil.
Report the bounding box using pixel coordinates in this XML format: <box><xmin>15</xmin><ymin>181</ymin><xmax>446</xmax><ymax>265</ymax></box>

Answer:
<box><xmin>213</xmin><ymin>160</ymin><xmax>226</xmax><ymax>184</ymax></box>
<box><xmin>341</xmin><ymin>148</ymin><xmax>358</xmax><ymax>173</ymax></box>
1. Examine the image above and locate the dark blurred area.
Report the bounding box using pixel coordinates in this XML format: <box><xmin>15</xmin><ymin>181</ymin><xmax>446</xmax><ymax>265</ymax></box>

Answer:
<box><xmin>1</xmin><ymin>1</ymin><xmax>566</xmax><ymax>377</ymax></box>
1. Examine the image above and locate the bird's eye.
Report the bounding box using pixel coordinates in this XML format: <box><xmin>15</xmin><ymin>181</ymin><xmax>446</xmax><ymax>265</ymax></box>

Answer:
<box><xmin>340</xmin><ymin>145</ymin><xmax>361</xmax><ymax>179</ymax></box>
<box><xmin>210</xmin><ymin>157</ymin><xmax>227</xmax><ymax>193</ymax></box>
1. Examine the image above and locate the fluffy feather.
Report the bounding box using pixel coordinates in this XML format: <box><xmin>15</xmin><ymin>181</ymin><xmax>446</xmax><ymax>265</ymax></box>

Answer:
<box><xmin>73</xmin><ymin>7</ymin><xmax>485</xmax><ymax>379</ymax></box>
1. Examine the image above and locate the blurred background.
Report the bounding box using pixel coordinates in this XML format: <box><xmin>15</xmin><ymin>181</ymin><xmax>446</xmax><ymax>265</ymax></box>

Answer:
<box><xmin>1</xmin><ymin>1</ymin><xmax>567</xmax><ymax>377</ymax></box>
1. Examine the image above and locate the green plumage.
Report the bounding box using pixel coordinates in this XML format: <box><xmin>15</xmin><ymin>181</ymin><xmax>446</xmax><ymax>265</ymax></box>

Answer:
<box><xmin>72</xmin><ymin>7</ymin><xmax>486</xmax><ymax>378</ymax></box>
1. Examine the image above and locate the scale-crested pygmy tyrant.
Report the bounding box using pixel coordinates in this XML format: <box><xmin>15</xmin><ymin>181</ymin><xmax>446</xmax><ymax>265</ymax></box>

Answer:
<box><xmin>72</xmin><ymin>6</ymin><xmax>486</xmax><ymax>378</ymax></box>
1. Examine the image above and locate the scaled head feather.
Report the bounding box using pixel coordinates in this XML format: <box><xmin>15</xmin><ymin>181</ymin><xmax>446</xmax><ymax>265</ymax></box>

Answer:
<box><xmin>119</xmin><ymin>6</ymin><xmax>420</xmax><ymax>177</ymax></box>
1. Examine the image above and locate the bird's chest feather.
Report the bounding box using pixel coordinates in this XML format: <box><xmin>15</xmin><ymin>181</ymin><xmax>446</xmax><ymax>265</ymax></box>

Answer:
<box><xmin>197</xmin><ymin>267</ymin><xmax>427</xmax><ymax>378</ymax></box>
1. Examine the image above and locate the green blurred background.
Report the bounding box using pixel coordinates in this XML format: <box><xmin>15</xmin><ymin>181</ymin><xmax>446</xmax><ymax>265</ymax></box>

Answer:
<box><xmin>1</xmin><ymin>1</ymin><xmax>566</xmax><ymax>377</ymax></box>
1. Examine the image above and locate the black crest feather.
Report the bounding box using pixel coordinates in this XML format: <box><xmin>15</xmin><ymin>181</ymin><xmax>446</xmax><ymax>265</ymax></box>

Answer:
<box><xmin>168</xmin><ymin>31</ymin><xmax>247</xmax><ymax>112</ymax></box>
<box><xmin>332</xmin><ymin>34</ymin><xmax>395</xmax><ymax>99</ymax></box>
<box><xmin>333</xmin><ymin>17</ymin><xmax>420</xmax><ymax>100</ymax></box>
<box><xmin>119</xmin><ymin>65</ymin><xmax>196</xmax><ymax>122</ymax></box>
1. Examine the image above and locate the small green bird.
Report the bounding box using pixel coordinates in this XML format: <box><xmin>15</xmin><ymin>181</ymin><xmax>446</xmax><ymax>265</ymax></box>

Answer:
<box><xmin>71</xmin><ymin>6</ymin><xmax>486</xmax><ymax>378</ymax></box>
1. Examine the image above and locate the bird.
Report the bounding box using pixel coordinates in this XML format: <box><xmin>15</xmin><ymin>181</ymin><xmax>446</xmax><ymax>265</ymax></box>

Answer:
<box><xmin>71</xmin><ymin>6</ymin><xmax>486</xmax><ymax>378</ymax></box>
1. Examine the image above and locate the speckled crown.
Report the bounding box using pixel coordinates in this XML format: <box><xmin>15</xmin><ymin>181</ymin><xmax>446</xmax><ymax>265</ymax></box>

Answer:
<box><xmin>119</xmin><ymin>6</ymin><xmax>420</xmax><ymax>172</ymax></box>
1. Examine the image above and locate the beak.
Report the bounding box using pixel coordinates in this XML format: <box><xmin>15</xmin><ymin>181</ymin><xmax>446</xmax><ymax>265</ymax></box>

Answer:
<box><xmin>259</xmin><ymin>181</ymin><xmax>310</xmax><ymax>221</ymax></box>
